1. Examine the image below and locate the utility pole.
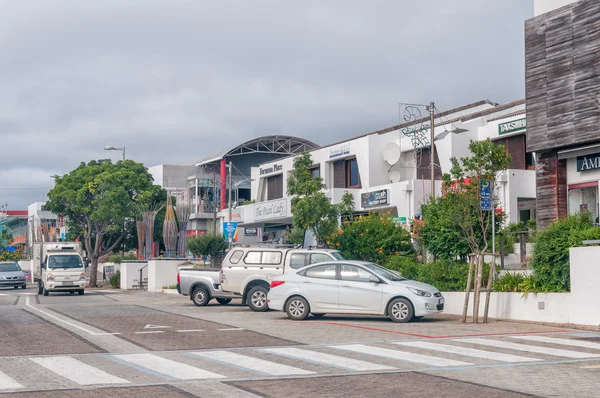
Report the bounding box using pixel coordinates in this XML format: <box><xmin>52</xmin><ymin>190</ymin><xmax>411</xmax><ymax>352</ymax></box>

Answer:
<box><xmin>429</xmin><ymin>101</ymin><xmax>435</xmax><ymax>199</ymax></box>
<box><xmin>212</xmin><ymin>174</ymin><xmax>217</xmax><ymax>234</ymax></box>
<box><xmin>228</xmin><ymin>162</ymin><xmax>233</xmax><ymax>249</ymax></box>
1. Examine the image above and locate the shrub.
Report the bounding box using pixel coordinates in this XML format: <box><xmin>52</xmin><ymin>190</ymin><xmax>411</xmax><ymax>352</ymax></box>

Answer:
<box><xmin>106</xmin><ymin>254</ymin><xmax>138</xmax><ymax>264</ymax></box>
<box><xmin>330</xmin><ymin>212</ymin><xmax>413</xmax><ymax>264</ymax></box>
<box><xmin>109</xmin><ymin>271</ymin><xmax>121</xmax><ymax>289</ymax></box>
<box><xmin>492</xmin><ymin>272</ymin><xmax>526</xmax><ymax>292</ymax></box>
<box><xmin>188</xmin><ymin>234</ymin><xmax>228</xmax><ymax>266</ymax></box>
<box><xmin>530</xmin><ymin>213</ymin><xmax>600</xmax><ymax>292</ymax></box>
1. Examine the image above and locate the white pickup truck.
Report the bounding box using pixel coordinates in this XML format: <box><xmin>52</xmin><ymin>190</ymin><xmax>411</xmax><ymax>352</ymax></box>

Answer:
<box><xmin>219</xmin><ymin>245</ymin><xmax>346</xmax><ymax>312</ymax></box>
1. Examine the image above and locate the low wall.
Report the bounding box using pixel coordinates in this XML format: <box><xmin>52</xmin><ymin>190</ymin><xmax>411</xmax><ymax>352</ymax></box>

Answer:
<box><xmin>147</xmin><ymin>260</ymin><xmax>206</xmax><ymax>292</ymax></box>
<box><xmin>120</xmin><ymin>262</ymin><xmax>148</xmax><ymax>290</ymax></box>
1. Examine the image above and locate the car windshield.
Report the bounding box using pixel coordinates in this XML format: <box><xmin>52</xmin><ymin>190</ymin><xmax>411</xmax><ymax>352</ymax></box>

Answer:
<box><xmin>361</xmin><ymin>262</ymin><xmax>406</xmax><ymax>282</ymax></box>
<box><xmin>47</xmin><ymin>255</ymin><xmax>83</xmax><ymax>269</ymax></box>
<box><xmin>0</xmin><ymin>263</ymin><xmax>21</xmax><ymax>272</ymax></box>
<box><xmin>331</xmin><ymin>251</ymin><xmax>346</xmax><ymax>260</ymax></box>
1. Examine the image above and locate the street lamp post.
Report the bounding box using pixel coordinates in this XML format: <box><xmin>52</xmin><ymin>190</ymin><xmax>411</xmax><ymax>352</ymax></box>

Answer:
<box><xmin>104</xmin><ymin>145</ymin><xmax>126</xmax><ymax>161</ymax></box>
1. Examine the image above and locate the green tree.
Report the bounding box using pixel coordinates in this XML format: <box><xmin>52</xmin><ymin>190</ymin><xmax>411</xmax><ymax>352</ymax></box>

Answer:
<box><xmin>44</xmin><ymin>159</ymin><xmax>164</xmax><ymax>287</ymax></box>
<box><xmin>0</xmin><ymin>230</ymin><xmax>23</xmax><ymax>262</ymax></box>
<box><xmin>187</xmin><ymin>234</ymin><xmax>228</xmax><ymax>266</ymax></box>
<box><xmin>287</xmin><ymin>152</ymin><xmax>355</xmax><ymax>247</ymax></box>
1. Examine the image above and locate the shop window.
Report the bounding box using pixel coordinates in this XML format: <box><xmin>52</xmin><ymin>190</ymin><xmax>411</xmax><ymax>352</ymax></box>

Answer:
<box><xmin>568</xmin><ymin>183</ymin><xmax>599</xmax><ymax>223</ymax></box>
<box><xmin>333</xmin><ymin>158</ymin><xmax>361</xmax><ymax>188</ymax></box>
<box><xmin>347</xmin><ymin>159</ymin><xmax>360</xmax><ymax>188</ymax></box>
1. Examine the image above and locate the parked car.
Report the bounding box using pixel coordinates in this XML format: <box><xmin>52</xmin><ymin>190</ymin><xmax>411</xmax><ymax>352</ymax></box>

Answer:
<box><xmin>177</xmin><ymin>268</ymin><xmax>238</xmax><ymax>306</ymax></box>
<box><xmin>0</xmin><ymin>262</ymin><xmax>27</xmax><ymax>289</ymax></box>
<box><xmin>267</xmin><ymin>260</ymin><xmax>444</xmax><ymax>323</ymax></box>
<box><xmin>219</xmin><ymin>245</ymin><xmax>346</xmax><ymax>312</ymax></box>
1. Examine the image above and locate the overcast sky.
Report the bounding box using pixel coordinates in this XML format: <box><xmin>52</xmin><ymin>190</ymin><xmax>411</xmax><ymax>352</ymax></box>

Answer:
<box><xmin>0</xmin><ymin>0</ymin><xmax>532</xmax><ymax>209</ymax></box>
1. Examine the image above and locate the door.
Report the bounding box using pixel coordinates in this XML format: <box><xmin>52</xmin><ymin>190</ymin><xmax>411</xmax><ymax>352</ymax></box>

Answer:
<box><xmin>298</xmin><ymin>264</ymin><xmax>339</xmax><ymax>311</ymax></box>
<box><xmin>338</xmin><ymin>264</ymin><xmax>383</xmax><ymax>313</ymax></box>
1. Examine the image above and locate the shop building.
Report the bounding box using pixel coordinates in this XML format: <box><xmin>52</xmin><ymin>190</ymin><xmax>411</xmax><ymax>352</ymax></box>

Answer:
<box><xmin>526</xmin><ymin>0</ymin><xmax>600</xmax><ymax>228</ymax></box>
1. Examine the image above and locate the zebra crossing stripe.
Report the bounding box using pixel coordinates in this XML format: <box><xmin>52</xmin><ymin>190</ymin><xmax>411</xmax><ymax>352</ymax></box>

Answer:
<box><xmin>393</xmin><ymin>341</ymin><xmax>541</xmax><ymax>363</ymax></box>
<box><xmin>0</xmin><ymin>370</ymin><xmax>23</xmax><ymax>390</ymax></box>
<box><xmin>113</xmin><ymin>354</ymin><xmax>226</xmax><ymax>380</ymax></box>
<box><xmin>331</xmin><ymin>344</ymin><xmax>472</xmax><ymax>367</ymax></box>
<box><xmin>509</xmin><ymin>335</ymin><xmax>600</xmax><ymax>350</ymax></box>
<box><xmin>190</xmin><ymin>351</ymin><xmax>315</xmax><ymax>376</ymax></box>
<box><xmin>261</xmin><ymin>347</ymin><xmax>396</xmax><ymax>371</ymax></box>
<box><xmin>457</xmin><ymin>338</ymin><xmax>600</xmax><ymax>359</ymax></box>
<box><xmin>30</xmin><ymin>357</ymin><xmax>129</xmax><ymax>385</ymax></box>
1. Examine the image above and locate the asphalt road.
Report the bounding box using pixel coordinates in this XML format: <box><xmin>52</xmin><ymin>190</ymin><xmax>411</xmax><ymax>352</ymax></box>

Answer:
<box><xmin>1</xmin><ymin>285</ymin><xmax>599</xmax><ymax>397</ymax></box>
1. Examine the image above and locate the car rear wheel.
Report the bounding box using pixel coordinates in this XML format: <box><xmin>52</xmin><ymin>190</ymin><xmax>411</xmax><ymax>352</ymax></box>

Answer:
<box><xmin>216</xmin><ymin>298</ymin><xmax>232</xmax><ymax>305</ymax></box>
<box><xmin>286</xmin><ymin>296</ymin><xmax>310</xmax><ymax>321</ymax></box>
<box><xmin>37</xmin><ymin>281</ymin><xmax>43</xmax><ymax>295</ymax></box>
<box><xmin>247</xmin><ymin>286</ymin><xmax>269</xmax><ymax>312</ymax></box>
<box><xmin>192</xmin><ymin>287</ymin><xmax>210</xmax><ymax>306</ymax></box>
<box><xmin>388</xmin><ymin>298</ymin><xmax>413</xmax><ymax>323</ymax></box>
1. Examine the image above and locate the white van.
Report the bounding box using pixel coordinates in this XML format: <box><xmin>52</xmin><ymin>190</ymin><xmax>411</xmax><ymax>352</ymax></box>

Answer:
<box><xmin>219</xmin><ymin>245</ymin><xmax>346</xmax><ymax>312</ymax></box>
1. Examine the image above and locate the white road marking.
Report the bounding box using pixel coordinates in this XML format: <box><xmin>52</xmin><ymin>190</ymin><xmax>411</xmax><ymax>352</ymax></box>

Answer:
<box><xmin>0</xmin><ymin>370</ymin><xmax>23</xmax><ymax>390</ymax></box>
<box><xmin>176</xmin><ymin>329</ymin><xmax>205</xmax><ymax>333</ymax></box>
<box><xmin>393</xmin><ymin>341</ymin><xmax>541</xmax><ymax>363</ymax></box>
<box><xmin>190</xmin><ymin>351</ymin><xmax>315</xmax><ymax>376</ymax></box>
<box><xmin>509</xmin><ymin>335</ymin><xmax>600</xmax><ymax>350</ymax></box>
<box><xmin>458</xmin><ymin>338</ymin><xmax>600</xmax><ymax>359</ymax></box>
<box><xmin>113</xmin><ymin>354</ymin><xmax>225</xmax><ymax>380</ymax></box>
<box><xmin>24</xmin><ymin>297</ymin><xmax>120</xmax><ymax>336</ymax></box>
<box><xmin>30</xmin><ymin>356</ymin><xmax>129</xmax><ymax>385</ymax></box>
<box><xmin>134</xmin><ymin>331</ymin><xmax>164</xmax><ymax>334</ymax></box>
<box><xmin>144</xmin><ymin>324</ymin><xmax>171</xmax><ymax>329</ymax></box>
<box><xmin>261</xmin><ymin>347</ymin><xmax>396</xmax><ymax>371</ymax></box>
<box><xmin>217</xmin><ymin>328</ymin><xmax>245</xmax><ymax>331</ymax></box>
<box><xmin>332</xmin><ymin>344</ymin><xmax>471</xmax><ymax>367</ymax></box>
<box><xmin>0</xmin><ymin>293</ymin><xmax>7</xmax><ymax>296</ymax></box>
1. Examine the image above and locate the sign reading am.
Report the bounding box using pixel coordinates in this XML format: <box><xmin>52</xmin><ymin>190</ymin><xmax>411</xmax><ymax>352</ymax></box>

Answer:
<box><xmin>498</xmin><ymin>118</ymin><xmax>526</xmax><ymax>135</ymax></box>
<box><xmin>577</xmin><ymin>153</ymin><xmax>600</xmax><ymax>172</ymax></box>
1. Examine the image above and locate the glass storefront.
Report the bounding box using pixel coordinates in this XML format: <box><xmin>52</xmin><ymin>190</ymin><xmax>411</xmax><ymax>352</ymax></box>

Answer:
<box><xmin>568</xmin><ymin>184</ymin><xmax>599</xmax><ymax>224</ymax></box>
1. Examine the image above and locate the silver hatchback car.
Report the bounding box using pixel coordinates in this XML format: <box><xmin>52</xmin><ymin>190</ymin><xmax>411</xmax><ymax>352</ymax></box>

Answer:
<box><xmin>0</xmin><ymin>262</ymin><xmax>27</xmax><ymax>289</ymax></box>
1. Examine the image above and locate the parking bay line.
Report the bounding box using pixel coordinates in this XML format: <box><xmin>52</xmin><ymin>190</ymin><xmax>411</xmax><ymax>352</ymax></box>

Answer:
<box><xmin>457</xmin><ymin>338</ymin><xmax>600</xmax><ymax>359</ymax></box>
<box><xmin>509</xmin><ymin>335</ymin><xmax>600</xmax><ymax>350</ymax></box>
<box><xmin>217</xmin><ymin>328</ymin><xmax>245</xmax><ymax>331</ymax></box>
<box><xmin>112</xmin><ymin>354</ymin><xmax>226</xmax><ymax>380</ymax></box>
<box><xmin>189</xmin><ymin>351</ymin><xmax>315</xmax><ymax>376</ymax></box>
<box><xmin>176</xmin><ymin>329</ymin><xmax>205</xmax><ymax>333</ymax></box>
<box><xmin>332</xmin><ymin>344</ymin><xmax>472</xmax><ymax>367</ymax></box>
<box><xmin>30</xmin><ymin>356</ymin><xmax>129</xmax><ymax>385</ymax></box>
<box><xmin>393</xmin><ymin>341</ymin><xmax>541</xmax><ymax>363</ymax></box>
<box><xmin>134</xmin><ymin>331</ymin><xmax>164</xmax><ymax>334</ymax></box>
<box><xmin>0</xmin><ymin>370</ymin><xmax>23</xmax><ymax>390</ymax></box>
<box><xmin>260</xmin><ymin>347</ymin><xmax>396</xmax><ymax>371</ymax></box>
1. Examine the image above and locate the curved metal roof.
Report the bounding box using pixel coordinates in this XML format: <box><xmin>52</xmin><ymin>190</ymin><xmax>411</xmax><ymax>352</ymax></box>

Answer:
<box><xmin>195</xmin><ymin>135</ymin><xmax>319</xmax><ymax>166</ymax></box>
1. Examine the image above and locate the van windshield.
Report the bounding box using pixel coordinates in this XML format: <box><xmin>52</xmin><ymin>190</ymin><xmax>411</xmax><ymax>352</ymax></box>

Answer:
<box><xmin>48</xmin><ymin>255</ymin><xmax>83</xmax><ymax>269</ymax></box>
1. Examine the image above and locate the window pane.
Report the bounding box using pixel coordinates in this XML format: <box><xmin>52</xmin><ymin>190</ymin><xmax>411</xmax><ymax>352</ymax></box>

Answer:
<box><xmin>244</xmin><ymin>252</ymin><xmax>262</xmax><ymax>264</ymax></box>
<box><xmin>310</xmin><ymin>166</ymin><xmax>320</xmax><ymax>179</ymax></box>
<box><xmin>229</xmin><ymin>250</ymin><xmax>243</xmax><ymax>264</ymax></box>
<box><xmin>348</xmin><ymin>159</ymin><xmax>359</xmax><ymax>187</ymax></box>
<box><xmin>331</xmin><ymin>252</ymin><xmax>346</xmax><ymax>260</ymax></box>
<box><xmin>340</xmin><ymin>264</ymin><xmax>374</xmax><ymax>283</ymax></box>
<box><xmin>290</xmin><ymin>254</ymin><xmax>307</xmax><ymax>269</ymax></box>
<box><xmin>262</xmin><ymin>251</ymin><xmax>282</xmax><ymax>265</ymax></box>
<box><xmin>310</xmin><ymin>253</ymin><xmax>332</xmax><ymax>264</ymax></box>
<box><xmin>305</xmin><ymin>264</ymin><xmax>337</xmax><ymax>280</ymax></box>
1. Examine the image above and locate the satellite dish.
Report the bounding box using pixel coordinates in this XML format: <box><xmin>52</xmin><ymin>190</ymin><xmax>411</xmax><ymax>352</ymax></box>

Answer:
<box><xmin>383</xmin><ymin>143</ymin><xmax>401</xmax><ymax>166</ymax></box>
<box><xmin>389</xmin><ymin>170</ymin><xmax>402</xmax><ymax>183</ymax></box>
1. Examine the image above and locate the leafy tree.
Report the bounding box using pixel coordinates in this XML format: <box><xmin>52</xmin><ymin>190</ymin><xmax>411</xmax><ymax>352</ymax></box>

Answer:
<box><xmin>329</xmin><ymin>212</ymin><xmax>413</xmax><ymax>264</ymax></box>
<box><xmin>0</xmin><ymin>230</ymin><xmax>23</xmax><ymax>262</ymax></box>
<box><xmin>187</xmin><ymin>234</ymin><xmax>228</xmax><ymax>266</ymax></box>
<box><xmin>287</xmin><ymin>152</ymin><xmax>355</xmax><ymax>247</ymax></box>
<box><xmin>45</xmin><ymin>159</ymin><xmax>163</xmax><ymax>287</ymax></box>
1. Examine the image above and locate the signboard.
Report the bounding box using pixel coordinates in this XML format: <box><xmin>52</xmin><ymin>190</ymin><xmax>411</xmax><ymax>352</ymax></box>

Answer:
<box><xmin>254</xmin><ymin>199</ymin><xmax>287</xmax><ymax>221</ymax></box>
<box><xmin>104</xmin><ymin>265</ymin><xmax>115</xmax><ymax>280</ymax></box>
<box><xmin>244</xmin><ymin>227</ymin><xmax>258</xmax><ymax>237</ymax></box>
<box><xmin>361</xmin><ymin>189</ymin><xmax>388</xmax><ymax>208</ymax></box>
<box><xmin>576</xmin><ymin>152</ymin><xmax>600</xmax><ymax>172</ymax></box>
<box><xmin>329</xmin><ymin>143</ymin><xmax>350</xmax><ymax>159</ymax></box>
<box><xmin>390</xmin><ymin>216</ymin><xmax>408</xmax><ymax>227</ymax></box>
<box><xmin>223</xmin><ymin>222</ymin><xmax>238</xmax><ymax>240</ymax></box>
<box><xmin>498</xmin><ymin>118</ymin><xmax>526</xmax><ymax>135</ymax></box>
<box><xmin>480</xmin><ymin>180</ymin><xmax>492</xmax><ymax>211</ymax></box>
<box><xmin>166</xmin><ymin>188</ymin><xmax>189</xmax><ymax>207</ymax></box>
<box><xmin>259</xmin><ymin>163</ymin><xmax>283</xmax><ymax>175</ymax></box>
<box><xmin>186</xmin><ymin>229</ymin><xmax>207</xmax><ymax>237</ymax></box>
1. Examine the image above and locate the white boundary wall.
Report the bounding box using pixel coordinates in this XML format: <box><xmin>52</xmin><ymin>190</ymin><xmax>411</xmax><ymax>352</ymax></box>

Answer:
<box><xmin>147</xmin><ymin>260</ymin><xmax>206</xmax><ymax>292</ymax></box>
<box><xmin>442</xmin><ymin>246</ymin><xmax>600</xmax><ymax>327</ymax></box>
<box><xmin>120</xmin><ymin>262</ymin><xmax>148</xmax><ymax>290</ymax></box>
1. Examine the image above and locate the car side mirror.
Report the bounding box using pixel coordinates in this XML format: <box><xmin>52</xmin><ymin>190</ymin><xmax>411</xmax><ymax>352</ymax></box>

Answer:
<box><xmin>41</xmin><ymin>262</ymin><xmax>46</xmax><ymax>269</ymax></box>
<box><xmin>369</xmin><ymin>275</ymin><xmax>380</xmax><ymax>284</ymax></box>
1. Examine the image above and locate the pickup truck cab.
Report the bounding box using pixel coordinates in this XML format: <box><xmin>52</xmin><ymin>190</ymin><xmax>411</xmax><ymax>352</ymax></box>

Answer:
<box><xmin>219</xmin><ymin>245</ymin><xmax>346</xmax><ymax>312</ymax></box>
<box><xmin>177</xmin><ymin>268</ymin><xmax>238</xmax><ymax>306</ymax></box>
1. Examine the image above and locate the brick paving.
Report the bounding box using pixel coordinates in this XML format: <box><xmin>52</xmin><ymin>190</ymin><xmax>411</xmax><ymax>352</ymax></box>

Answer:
<box><xmin>0</xmin><ymin>385</ymin><xmax>197</xmax><ymax>397</ymax></box>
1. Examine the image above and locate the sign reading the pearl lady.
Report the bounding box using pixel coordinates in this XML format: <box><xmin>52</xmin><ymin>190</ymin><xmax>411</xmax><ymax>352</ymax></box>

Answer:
<box><xmin>361</xmin><ymin>189</ymin><xmax>388</xmax><ymax>208</ymax></box>
<box><xmin>254</xmin><ymin>199</ymin><xmax>287</xmax><ymax>221</ymax></box>
<box><xmin>577</xmin><ymin>153</ymin><xmax>600</xmax><ymax>172</ymax></box>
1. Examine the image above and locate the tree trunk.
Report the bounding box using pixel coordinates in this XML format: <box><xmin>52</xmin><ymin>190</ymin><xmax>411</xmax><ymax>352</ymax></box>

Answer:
<box><xmin>89</xmin><ymin>255</ymin><xmax>99</xmax><ymax>287</ymax></box>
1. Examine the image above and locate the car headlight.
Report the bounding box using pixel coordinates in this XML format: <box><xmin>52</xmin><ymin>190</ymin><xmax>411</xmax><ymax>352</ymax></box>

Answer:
<box><xmin>0</xmin><ymin>276</ymin><xmax>5</xmax><ymax>280</ymax></box>
<box><xmin>46</xmin><ymin>274</ymin><xmax>55</xmax><ymax>282</ymax></box>
<box><xmin>407</xmin><ymin>287</ymin><xmax>432</xmax><ymax>297</ymax></box>
<box><xmin>79</xmin><ymin>273</ymin><xmax>86</xmax><ymax>281</ymax></box>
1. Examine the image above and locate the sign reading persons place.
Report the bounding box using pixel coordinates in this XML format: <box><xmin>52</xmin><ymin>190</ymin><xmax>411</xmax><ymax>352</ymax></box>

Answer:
<box><xmin>254</xmin><ymin>199</ymin><xmax>287</xmax><ymax>221</ymax></box>
<box><xmin>329</xmin><ymin>143</ymin><xmax>350</xmax><ymax>159</ymax></box>
<box><xmin>498</xmin><ymin>118</ymin><xmax>526</xmax><ymax>135</ymax></box>
<box><xmin>577</xmin><ymin>152</ymin><xmax>600</xmax><ymax>172</ymax></box>
<box><xmin>260</xmin><ymin>163</ymin><xmax>283</xmax><ymax>175</ymax></box>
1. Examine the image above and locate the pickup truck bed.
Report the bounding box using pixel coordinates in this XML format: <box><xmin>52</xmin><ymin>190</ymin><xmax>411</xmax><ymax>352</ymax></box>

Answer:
<box><xmin>177</xmin><ymin>268</ymin><xmax>239</xmax><ymax>307</ymax></box>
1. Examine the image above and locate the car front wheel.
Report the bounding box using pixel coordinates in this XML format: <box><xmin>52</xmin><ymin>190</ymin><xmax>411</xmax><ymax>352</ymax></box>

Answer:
<box><xmin>37</xmin><ymin>281</ymin><xmax>43</xmax><ymax>295</ymax></box>
<box><xmin>21</xmin><ymin>285</ymin><xmax>26</xmax><ymax>290</ymax></box>
<box><xmin>247</xmin><ymin>286</ymin><xmax>269</xmax><ymax>312</ymax></box>
<box><xmin>388</xmin><ymin>298</ymin><xmax>413</xmax><ymax>323</ymax></box>
<box><xmin>286</xmin><ymin>296</ymin><xmax>310</xmax><ymax>321</ymax></box>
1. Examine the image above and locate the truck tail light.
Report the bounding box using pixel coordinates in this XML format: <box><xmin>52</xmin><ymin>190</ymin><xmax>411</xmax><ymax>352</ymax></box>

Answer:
<box><xmin>270</xmin><ymin>280</ymin><xmax>285</xmax><ymax>288</ymax></box>
<box><xmin>177</xmin><ymin>272</ymin><xmax>180</xmax><ymax>284</ymax></box>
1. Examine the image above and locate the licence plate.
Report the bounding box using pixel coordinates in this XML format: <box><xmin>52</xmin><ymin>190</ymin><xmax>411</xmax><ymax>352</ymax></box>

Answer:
<box><xmin>62</xmin><ymin>281</ymin><xmax>72</xmax><ymax>285</ymax></box>
<box><xmin>438</xmin><ymin>298</ymin><xmax>445</xmax><ymax>305</ymax></box>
